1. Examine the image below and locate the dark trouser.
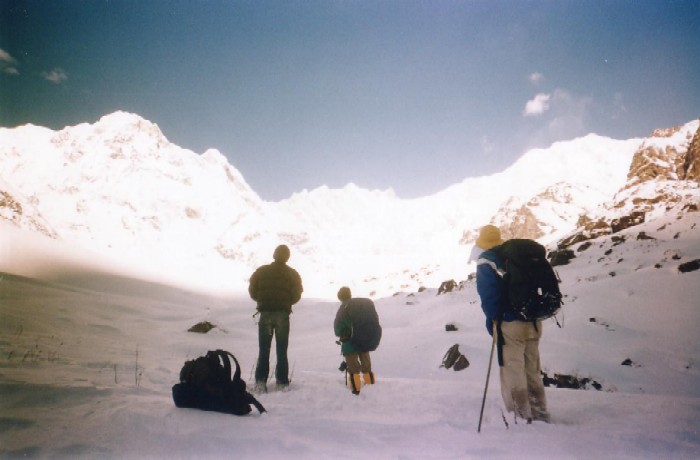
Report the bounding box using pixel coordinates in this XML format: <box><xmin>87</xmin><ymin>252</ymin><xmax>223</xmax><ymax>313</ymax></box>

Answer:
<box><xmin>255</xmin><ymin>311</ymin><xmax>290</xmax><ymax>385</ymax></box>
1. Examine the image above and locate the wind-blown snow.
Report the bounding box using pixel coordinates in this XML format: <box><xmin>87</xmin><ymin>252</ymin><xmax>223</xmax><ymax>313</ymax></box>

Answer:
<box><xmin>1</xmin><ymin>207</ymin><xmax>699</xmax><ymax>458</ymax></box>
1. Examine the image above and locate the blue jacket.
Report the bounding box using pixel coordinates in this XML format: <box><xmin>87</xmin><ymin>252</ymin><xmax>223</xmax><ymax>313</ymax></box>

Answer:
<box><xmin>476</xmin><ymin>247</ymin><xmax>516</xmax><ymax>335</ymax></box>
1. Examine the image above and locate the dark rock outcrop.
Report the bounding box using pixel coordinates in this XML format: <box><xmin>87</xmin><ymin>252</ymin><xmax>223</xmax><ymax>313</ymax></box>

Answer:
<box><xmin>549</xmin><ymin>248</ymin><xmax>576</xmax><ymax>266</ymax></box>
<box><xmin>611</xmin><ymin>212</ymin><xmax>646</xmax><ymax>233</ymax></box>
<box><xmin>438</xmin><ymin>279</ymin><xmax>458</xmax><ymax>295</ymax></box>
<box><xmin>678</xmin><ymin>259</ymin><xmax>700</xmax><ymax>273</ymax></box>
<box><xmin>188</xmin><ymin>321</ymin><xmax>216</xmax><ymax>333</ymax></box>
<box><xmin>441</xmin><ymin>344</ymin><xmax>470</xmax><ymax>371</ymax></box>
<box><xmin>541</xmin><ymin>371</ymin><xmax>602</xmax><ymax>390</ymax></box>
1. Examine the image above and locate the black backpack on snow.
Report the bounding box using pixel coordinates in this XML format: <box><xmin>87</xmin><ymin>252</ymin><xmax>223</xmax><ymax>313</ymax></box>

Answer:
<box><xmin>172</xmin><ymin>349</ymin><xmax>266</xmax><ymax>415</ymax></box>
<box><xmin>345</xmin><ymin>298</ymin><xmax>382</xmax><ymax>352</ymax></box>
<box><xmin>494</xmin><ymin>239</ymin><xmax>563</xmax><ymax>322</ymax></box>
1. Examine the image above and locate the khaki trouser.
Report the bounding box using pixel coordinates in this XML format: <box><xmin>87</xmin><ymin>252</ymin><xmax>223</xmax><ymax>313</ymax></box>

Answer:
<box><xmin>344</xmin><ymin>352</ymin><xmax>372</xmax><ymax>374</ymax></box>
<box><xmin>344</xmin><ymin>352</ymin><xmax>374</xmax><ymax>394</ymax></box>
<box><xmin>497</xmin><ymin>320</ymin><xmax>549</xmax><ymax>421</ymax></box>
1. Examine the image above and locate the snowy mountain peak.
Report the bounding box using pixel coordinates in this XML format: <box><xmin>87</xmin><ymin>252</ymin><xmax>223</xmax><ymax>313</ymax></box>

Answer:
<box><xmin>625</xmin><ymin>119</ymin><xmax>699</xmax><ymax>187</ymax></box>
<box><xmin>1</xmin><ymin>113</ymin><xmax>699</xmax><ymax>297</ymax></box>
<box><xmin>97</xmin><ymin>110</ymin><xmax>150</xmax><ymax>126</ymax></box>
<box><xmin>92</xmin><ymin>111</ymin><xmax>167</xmax><ymax>141</ymax></box>
<box><xmin>556</xmin><ymin>120</ymin><xmax>699</xmax><ymax>251</ymax></box>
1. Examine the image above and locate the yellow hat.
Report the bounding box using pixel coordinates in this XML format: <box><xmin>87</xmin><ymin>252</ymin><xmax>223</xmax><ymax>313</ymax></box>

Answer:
<box><xmin>475</xmin><ymin>225</ymin><xmax>504</xmax><ymax>250</ymax></box>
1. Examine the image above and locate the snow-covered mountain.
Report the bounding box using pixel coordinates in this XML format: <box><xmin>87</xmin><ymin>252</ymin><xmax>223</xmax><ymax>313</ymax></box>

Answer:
<box><xmin>1</xmin><ymin>112</ymin><xmax>698</xmax><ymax>297</ymax></box>
<box><xmin>1</xmin><ymin>190</ymin><xmax>699</xmax><ymax>458</ymax></box>
<box><xmin>555</xmin><ymin>120</ymin><xmax>700</xmax><ymax>251</ymax></box>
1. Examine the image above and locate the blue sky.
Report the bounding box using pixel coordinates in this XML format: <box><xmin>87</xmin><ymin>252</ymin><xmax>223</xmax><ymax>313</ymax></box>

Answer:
<box><xmin>1</xmin><ymin>1</ymin><xmax>699</xmax><ymax>201</ymax></box>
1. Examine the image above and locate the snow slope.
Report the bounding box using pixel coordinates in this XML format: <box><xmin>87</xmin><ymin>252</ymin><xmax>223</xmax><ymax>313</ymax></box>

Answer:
<box><xmin>1</xmin><ymin>209</ymin><xmax>699</xmax><ymax>459</ymax></box>
<box><xmin>6</xmin><ymin>113</ymin><xmax>694</xmax><ymax>298</ymax></box>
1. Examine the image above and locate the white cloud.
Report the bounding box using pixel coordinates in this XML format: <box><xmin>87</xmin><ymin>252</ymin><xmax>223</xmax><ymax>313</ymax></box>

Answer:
<box><xmin>0</xmin><ymin>48</ymin><xmax>19</xmax><ymax>75</ymax></box>
<box><xmin>43</xmin><ymin>68</ymin><xmax>68</xmax><ymax>84</ymax></box>
<box><xmin>518</xmin><ymin>88</ymin><xmax>594</xmax><ymax>152</ymax></box>
<box><xmin>540</xmin><ymin>88</ymin><xmax>592</xmax><ymax>142</ymax></box>
<box><xmin>523</xmin><ymin>93</ymin><xmax>551</xmax><ymax>116</ymax></box>
<box><xmin>529</xmin><ymin>72</ymin><xmax>544</xmax><ymax>84</ymax></box>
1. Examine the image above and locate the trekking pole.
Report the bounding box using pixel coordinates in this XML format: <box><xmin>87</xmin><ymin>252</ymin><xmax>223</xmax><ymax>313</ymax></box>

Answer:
<box><xmin>478</xmin><ymin>332</ymin><xmax>497</xmax><ymax>433</ymax></box>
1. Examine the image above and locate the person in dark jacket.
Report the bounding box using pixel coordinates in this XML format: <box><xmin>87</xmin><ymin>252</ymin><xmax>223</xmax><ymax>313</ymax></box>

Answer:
<box><xmin>249</xmin><ymin>244</ymin><xmax>303</xmax><ymax>392</ymax></box>
<box><xmin>334</xmin><ymin>287</ymin><xmax>376</xmax><ymax>395</ymax></box>
<box><xmin>472</xmin><ymin>225</ymin><xmax>550</xmax><ymax>423</ymax></box>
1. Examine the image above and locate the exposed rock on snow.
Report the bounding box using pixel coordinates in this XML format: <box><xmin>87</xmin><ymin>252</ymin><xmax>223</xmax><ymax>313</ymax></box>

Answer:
<box><xmin>552</xmin><ymin>120</ymin><xmax>699</xmax><ymax>252</ymax></box>
<box><xmin>678</xmin><ymin>259</ymin><xmax>700</xmax><ymax>273</ymax></box>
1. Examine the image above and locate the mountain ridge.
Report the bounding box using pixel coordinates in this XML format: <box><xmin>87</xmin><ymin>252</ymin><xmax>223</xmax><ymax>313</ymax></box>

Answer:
<box><xmin>1</xmin><ymin>113</ymin><xmax>698</xmax><ymax>297</ymax></box>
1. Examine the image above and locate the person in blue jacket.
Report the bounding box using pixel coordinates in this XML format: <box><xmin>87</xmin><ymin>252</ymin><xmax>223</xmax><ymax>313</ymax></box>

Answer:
<box><xmin>472</xmin><ymin>225</ymin><xmax>550</xmax><ymax>423</ymax></box>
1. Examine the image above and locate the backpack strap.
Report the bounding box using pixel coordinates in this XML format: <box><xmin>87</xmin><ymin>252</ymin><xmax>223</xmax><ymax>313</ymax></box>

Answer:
<box><xmin>248</xmin><ymin>393</ymin><xmax>267</xmax><ymax>414</ymax></box>
<box><xmin>207</xmin><ymin>350</ymin><xmax>233</xmax><ymax>383</ymax></box>
<box><xmin>219</xmin><ymin>350</ymin><xmax>267</xmax><ymax>414</ymax></box>
<box><xmin>210</xmin><ymin>349</ymin><xmax>242</xmax><ymax>384</ymax></box>
<box><xmin>222</xmin><ymin>351</ymin><xmax>242</xmax><ymax>384</ymax></box>
<box><xmin>495</xmin><ymin>320</ymin><xmax>505</xmax><ymax>367</ymax></box>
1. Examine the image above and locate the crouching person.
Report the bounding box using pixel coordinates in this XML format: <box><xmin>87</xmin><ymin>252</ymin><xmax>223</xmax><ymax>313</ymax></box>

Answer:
<box><xmin>334</xmin><ymin>287</ymin><xmax>382</xmax><ymax>395</ymax></box>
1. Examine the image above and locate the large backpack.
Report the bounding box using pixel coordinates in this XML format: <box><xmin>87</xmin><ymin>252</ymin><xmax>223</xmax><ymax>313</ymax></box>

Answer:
<box><xmin>172</xmin><ymin>350</ymin><xmax>266</xmax><ymax>415</ymax></box>
<box><xmin>345</xmin><ymin>298</ymin><xmax>382</xmax><ymax>352</ymax></box>
<box><xmin>494</xmin><ymin>239</ymin><xmax>563</xmax><ymax>322</ymax></box>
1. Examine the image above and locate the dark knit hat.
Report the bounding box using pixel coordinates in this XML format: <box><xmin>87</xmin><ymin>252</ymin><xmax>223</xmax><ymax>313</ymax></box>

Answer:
<box><xmin>337</xmin><ymin>286</ymin><xmax>352</xmax><ymax>302</ymax></box>
<box><xmin>273</xmin><ymin>244</ymin><xmax>290</xmax><ymax>262</ymax></box>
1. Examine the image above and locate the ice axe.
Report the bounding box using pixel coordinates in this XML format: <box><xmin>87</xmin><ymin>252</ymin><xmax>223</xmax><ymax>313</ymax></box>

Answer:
<box><xmin>478</xmin><ymin>331</ymin><xmax>497</xmax><ymax>433</ymax></box>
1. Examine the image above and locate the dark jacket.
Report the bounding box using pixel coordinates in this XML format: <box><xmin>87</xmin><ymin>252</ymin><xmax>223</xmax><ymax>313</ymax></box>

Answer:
<box><xmin>334</xmin><ymin>298</ymin><xmax>382</xmax><ymax>354</ymax></box>
<box><xmin>334</xmin><ymin>300</ymin><xmax>358</xmax><ymax>355</ymax></box>
<box><xmin>249</xmin><ymin>261</ymin><xmax>303</xmax><ymax>313</ymax></box>
<box><xmin>476</xmin><ymin>246</ymin><xmax>517</xmax><ymax>335</ymax></box>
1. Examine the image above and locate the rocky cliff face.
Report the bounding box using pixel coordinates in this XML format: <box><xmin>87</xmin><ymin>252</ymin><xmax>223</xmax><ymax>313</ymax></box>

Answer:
<box><xmin>554</xmin><ymin>120</ymin><xmax>700</xmax><ymax>254</ymax></box>
<box><xmin>626</xmin><ymin>120</ymin><xmax>700</xmax><ymax>187</ymax></box>
<box><xmin>487</xmin><ymin>183</ymin><xmax>590</xmax><ymax>241</ymax></box>
<box><xmin>0</xmin><ymin>181</ymin><xmax>57</xmax><ymax>238</ymax></box>
<box><xmin>0</xmin><ymin>190</ymin><xmax>22</xmax><ymax>223</ymax></box>
<box><xmin>682</xmin><ymin>123</ymin><xmax>700</xmax><ymax>181</ymax></box>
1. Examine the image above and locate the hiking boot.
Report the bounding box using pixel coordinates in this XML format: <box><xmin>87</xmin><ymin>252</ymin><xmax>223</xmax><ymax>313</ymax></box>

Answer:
<box><xmin>276</xmin><ymin>382</ymin><xmax>290</xmax><ymax>392</ymax></box>
<box><xmin>254</xmin><ymin>382</ymin><xmax>268</xmax><ymax>394</ymax></box>
<box><xmin>349</xmin><ymin>373</ymin><xmax>362</xmax><ymax>395</ymax></box>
